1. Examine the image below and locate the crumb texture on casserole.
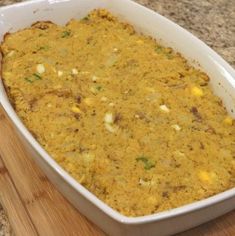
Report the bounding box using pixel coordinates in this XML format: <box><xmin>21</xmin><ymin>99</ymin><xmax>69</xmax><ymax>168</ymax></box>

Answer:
<box><xmin>1</xmin><ymin>9</ymin><xmax>235</xmax><ymax>217</ymax></box>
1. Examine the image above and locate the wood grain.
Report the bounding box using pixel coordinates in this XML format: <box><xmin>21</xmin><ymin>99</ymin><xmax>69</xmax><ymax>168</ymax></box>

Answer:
<box><xmin>178</xmin><ymin>210</ymin><xmax>235</xmax><ymax>236</ymax></box>
<box><xmin>0</xmin><ymin>157</ymin><xmax>37</xmax><ymax>236</ymax></box>
<box><xmin>0</xmin><ymin>105</ymin><xmax>234</xmax><ymax>236</ymax></box>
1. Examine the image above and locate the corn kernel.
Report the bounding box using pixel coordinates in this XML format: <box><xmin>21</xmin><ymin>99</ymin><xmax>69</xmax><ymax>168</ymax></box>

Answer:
<box><xmin>198</xmin><ymin>171</ymin><xmax>216</xmax><ymax>184</ymax></box>
<box><xmin>71</xmin><ymin>106</ymin><xmax>81</xmax><ymax>113</ymax></box>
<box><xmin>104</xmin><ymin>112</ymin><xmax>113</xmax><ymax>124</ymax></box>
<box><xmin>58</xmin><ymin>70</ymin><xmax>63</xmax><ymax>77</ymax></box>
<box><xmin>198</xmin><ymin>171</ymin><xmax>211</xmax><ymax>182</ymax></box>
<box><xmin>139</xmin><ymin>179</ymin><xmax>151</xmax><ymax>186</ymax></box>
<box><xmin>101</xmin><ymin>96</ymin><xmax>108</xmax><ymax>102</ymax></box>
<box><xmin>84</xmin><ymin>98</ymin><xmax>94</xmax><ymax>106</ymax></box>
<box><xmin>92</xmin><ymin>75</ymin><xmax>98</xmax><ymax>82</ymax></box>
<box><xmin>7</xmin><ymin>50</ymin><xmax>15</xmax><ymax>57</ymax></box>
<box><xmin>105</xmin><ymin>123</ymin><xmax>116</xmax><ymax>133</ymax></box>
<box><xmin>171</xmin><ymin>124</ymin><xmax>181</xmax><ymax>131</ymax></box>
<box><xmin>191</xmin><ymin>86</ymin><xmax>204</xmax><ymax>97</ymax></box>
<box><xmin>223</xmin><ymin>116</ymin><xmax>233</xmax><ymax>126</ymax></box>
<box><xmin>72</xmin><ymin>68</ymin><xmax>78</xmax><ymax>75</ymax></box>
<box><xmin>36</xmin><ymin>64</ymin><xmax>45</xmax><ymax>74</ymax></box>
<box><xmin>159</xmin><ymin>104</ymin><xmax>170</xmax><ymax>113</ymax></box>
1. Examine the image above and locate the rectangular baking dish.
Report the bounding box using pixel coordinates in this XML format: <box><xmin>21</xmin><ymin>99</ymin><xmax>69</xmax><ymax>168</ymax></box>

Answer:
<box><xmin>0</xmin><ymin>0</ymin><xmax>235</xmax><ymax>235</ymax></box>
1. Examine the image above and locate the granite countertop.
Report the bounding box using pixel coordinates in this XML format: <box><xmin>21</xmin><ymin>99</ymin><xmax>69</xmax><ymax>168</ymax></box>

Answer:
<box><xmin>0</xmin><ymin>0</ymin><xmax>234</xmax><ymax>235</ymax></box>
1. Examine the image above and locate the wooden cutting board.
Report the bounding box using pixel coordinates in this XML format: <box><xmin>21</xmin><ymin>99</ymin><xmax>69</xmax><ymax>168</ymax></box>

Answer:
<box><xmin>0</xmin><ymin>106</ymin><xmax>234</xmax><ymax>236</ymax></box>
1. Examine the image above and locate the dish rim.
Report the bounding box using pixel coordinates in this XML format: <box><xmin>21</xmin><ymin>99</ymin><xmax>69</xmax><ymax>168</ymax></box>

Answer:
<box><xmin>0</xmin><ymin>0</ymin><xmax>235</xmax><ymax>225</ymax></box>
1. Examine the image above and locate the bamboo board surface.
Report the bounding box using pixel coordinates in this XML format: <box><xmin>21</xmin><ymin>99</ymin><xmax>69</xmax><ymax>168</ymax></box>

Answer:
<box><xmin>0</xmin><ymin>106</ymin><xmax>234</xmax><ymax>236</ymax></box>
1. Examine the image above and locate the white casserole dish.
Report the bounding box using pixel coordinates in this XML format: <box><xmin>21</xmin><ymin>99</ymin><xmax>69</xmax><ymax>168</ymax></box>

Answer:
<box><xmin>0</xmin><ymin>0</ymin><xmax>235</xmax><ymax>235</ymax></box>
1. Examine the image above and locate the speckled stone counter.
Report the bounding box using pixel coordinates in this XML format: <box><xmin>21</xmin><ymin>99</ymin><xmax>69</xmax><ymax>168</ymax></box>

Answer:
<box><xmin>0</xmin><ymin>0</ymin><xmax>234</xmax><ymax>235</ymax></box>
<box><xmin>136</xmin><ymin>0</ymin><xmax>235</xmax><ymax>67</ymax></box>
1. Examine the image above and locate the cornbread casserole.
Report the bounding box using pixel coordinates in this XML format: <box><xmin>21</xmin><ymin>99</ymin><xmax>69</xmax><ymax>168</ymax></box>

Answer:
<box><xmin>1</xmin><ymin>9</ymin><xmax>235</xmax><ymax>217</ymax></box>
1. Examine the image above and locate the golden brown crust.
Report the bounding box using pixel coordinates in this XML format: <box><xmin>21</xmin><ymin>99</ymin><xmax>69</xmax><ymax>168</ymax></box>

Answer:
<box><xmin>31</xmin><ymin>21</ymin><xmax>55</xmax><ymax>29</ymax></box>
<box><xmin>1</xmin><ymin>9</ymin><xmax>234</xmax><ymax>217</ymax></box>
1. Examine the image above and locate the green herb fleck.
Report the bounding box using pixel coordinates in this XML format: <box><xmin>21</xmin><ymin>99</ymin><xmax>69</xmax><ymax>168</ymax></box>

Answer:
<box><xmin>136</xmin><ymin>156</ymin><xmax>155</xmax><ymax>170</ymax></box>
<box><xmin>155</xmin><ymin>46</ymin><xmax>174</xmax><ymax>59</ymax></box>
<box><xmin>38</xmin><ymin>45</ymin><xmax>49</xmax><ymax>51</ymax></box>
<box><xmin>24</xmin><ymin>77</ymin><xmax>33</xmax><ymax>83</ymax></box>
<box><xmin>96</xmin><ymin>85</ymin><xmax>103</xmax><ymax>91</ymax></box>
<box><xmin>82</xmin><ymin>16</ymin><xmax>89</xmax><ymax>21</ymax></box>
<box><xmin>24</xmin><ymin>73</ymin><xmax>42</xmax><ymax>83</ymax></box>
<box><xmin>90</xmin><ymin>85</ymin><xmax>103</xmax><ymax>94</ymax></box>
<box><xmin>155</xmin><ymin>46</ymin><xmax>163</xmax><ymax>53</ymax></box>
<box><xmin>61</xmin><ymin>30</ymin><xmax>71</xmax><ymax>38</ymax></box>
<box><xmin>33</xmin><ymin>73</ymin><xmax>42</xmax><ymax>80</ymax></box>
<box><xmin>166</xmin><ymin>53</ymin><xmax>173</xmax><ymax>59</ymax></box>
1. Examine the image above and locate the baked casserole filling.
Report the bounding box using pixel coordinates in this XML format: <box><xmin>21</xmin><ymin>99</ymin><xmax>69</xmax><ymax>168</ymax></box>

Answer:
<box><xmin>1</xmin><ymin>9</ymin><xmax>235</xmax><ymax>216</ymax></box>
